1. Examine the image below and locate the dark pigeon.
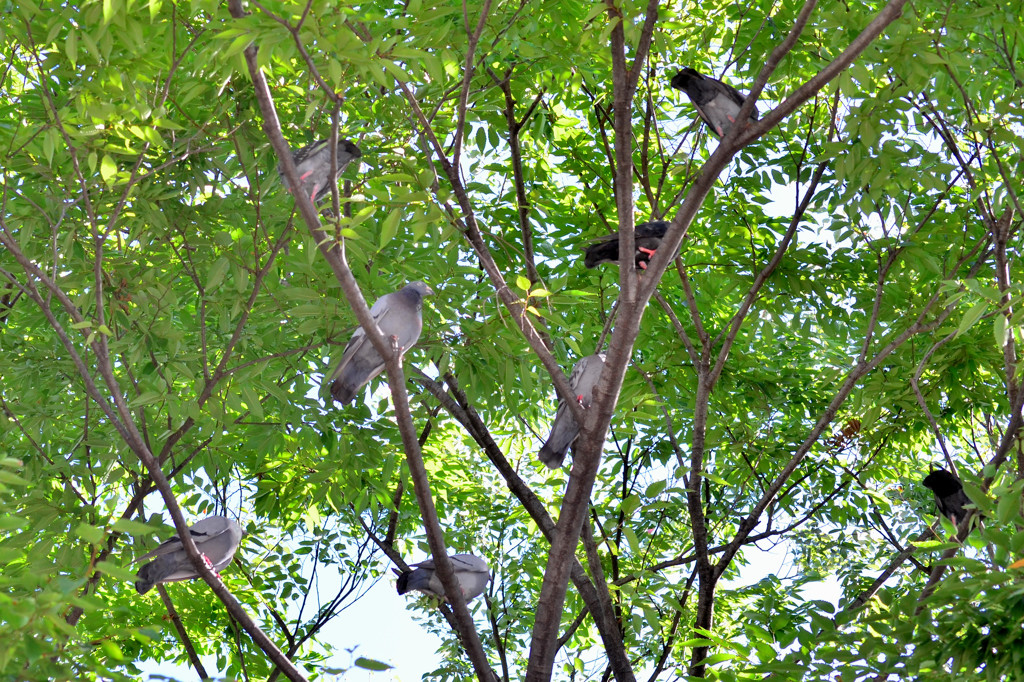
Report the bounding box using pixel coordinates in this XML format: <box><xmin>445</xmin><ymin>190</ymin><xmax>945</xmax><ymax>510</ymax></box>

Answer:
<box><xmin>329</xmin><ymin>281</ymin><xmax>435</xmax><ymax>404</ymax></box>
<box><xmin>584</xmin><ymin>221</ymin><xmax>670</xmax><ymax>270</ymax></box>
<box><xmin>539</xmin><ymin>353</ymin><xmax>606</xmax><ymax>468</ymax></box>
<box><xmin>134</xmin><ymin>516</ymin><xmax>244</xmax><ymax>594</ymax></box>
<box><xmin>670</xmin><ymin>67</ymin><xmax>758</xmax><ymax>138</ymax></box>
<box><xmin>394</xmin><ymin>553</ymin><xmax>490</xmax><ymax>602</ymax></box>
<box><xmin>922</xmin><ymin>468</ymin><xmax>972</xmax><ymax>525</ymax></box>
<box><xmin>279</xmin><ymin>138</ymin><xmax>362</xmax><ymax>204</ymax></box>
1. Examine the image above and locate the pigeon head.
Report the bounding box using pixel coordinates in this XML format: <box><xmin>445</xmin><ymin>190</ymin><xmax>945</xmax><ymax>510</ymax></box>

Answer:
<box><xmin>670</xmin><ymin>68</ymin><xmax>703</xmax><ymax>91</ymax></box>
<box><xmin>922</xmin><ymin>468</ymin><xmax>963</xmax><ymax>497</ymax></box>
<box><xmin>338</xmin><ymin>139</ymin><xmax>362</xmax><ymax>160</ymax></box>
<box><xmin>404</xmin><ymin>281</ymin><xmax>435</xmax><ymax>299</ymax></box>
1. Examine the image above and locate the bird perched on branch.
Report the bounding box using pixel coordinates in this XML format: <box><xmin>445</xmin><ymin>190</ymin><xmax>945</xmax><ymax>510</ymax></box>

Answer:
<box><xmin>279</xmin><ymin>138</ymin><xmax>362</xmax><ymax>204</ymax></box>
<box><xmin>394</xmin><ymin>553</ymin><xmax>490</xmax><ymax>602</ymax></box>
<box><xmin>328</xmin><ymin>281</ymin><xmax>435</xmax><ymax>404</ymax></box>
<box><xmin>584</xmin><ymin>221</ymin><xmax>670</xmax><ymax>270</ymax></box>
<box><xmin>922</xmin><ymin>468</ymin><xmax>973</xmax><ymax>526</ymax></box>
<box><xmin>538</xmin><ymin>353</ymin><xmax>606</xmax><ymax>468</ymax></box>
<box><xmin>133</xmin><ymin>516</ymin><xmax>243</xmax><ymax>594</ymax></box>
<box><xmin>670</xmin><ymin>67</ymin><xmax>758</xmax><ymax>138</ymax></box>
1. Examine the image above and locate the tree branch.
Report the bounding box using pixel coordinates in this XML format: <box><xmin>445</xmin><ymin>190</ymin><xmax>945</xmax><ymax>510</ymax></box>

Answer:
<box><xmin>157</xmin><ymin>585</ymin><xmax>210</xmax><ymax>680</ymax></box>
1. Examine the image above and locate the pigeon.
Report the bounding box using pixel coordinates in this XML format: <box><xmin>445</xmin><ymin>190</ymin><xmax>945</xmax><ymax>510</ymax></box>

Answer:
<box><xmin>922</xmin><ymin>468</ymin><xmax>973</xmax><ymax>525</ymax></box>
<box><xmin>584</xmin><ymin>221</ymin><xmax>670</xmax><ymax>270</ymax></box>
<box><xmin>133</xmin><ymin>515</ymin><xmax>244</xmax><ymax>594</ymax></box>
<box><xmin>670</xmin><ymin>67</ymin><xmax>758</xmax><ymax>138</ymax></box>
<box><xmin>538</xmin><ymin>353</ymin><xmax>606</xmax><ymax>468</ymax></box>
<box><xmin>394</xmin><ymin>553</ymin><xmax>491</xmax><ymax>602</ymax></box>
<box><xmin>328</xmin><ymin>281</ymin><xmax>435</xmax><ymax>404</ymax></box>
<box><xmin>279</xmin><ymin>138</ymin><xmax>362</xmax><ymax>204</ymax></box>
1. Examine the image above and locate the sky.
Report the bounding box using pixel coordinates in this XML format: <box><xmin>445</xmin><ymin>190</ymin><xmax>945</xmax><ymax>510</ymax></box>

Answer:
<box><xmin>139</xmin><ymin>565</ymin><xmax>444</xmax><ymax>681</ymax></box>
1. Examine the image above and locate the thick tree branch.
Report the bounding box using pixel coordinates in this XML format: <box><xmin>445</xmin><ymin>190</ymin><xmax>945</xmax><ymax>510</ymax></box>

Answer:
<box><xmin>232</xmin><ymin>4</ymin><xmax>492</xmax><ymax>678</ymax></box>
<box><xmin>525</xmin><ymin>0</ymin><xmax>662</xmax><ymax>675</ymax></box>
<box><xmin>413</xmin><ymin>370</ymin><xmax>636</xmax><ymax>682</ymax></box>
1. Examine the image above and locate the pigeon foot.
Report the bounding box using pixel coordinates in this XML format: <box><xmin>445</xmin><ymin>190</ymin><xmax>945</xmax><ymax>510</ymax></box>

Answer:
<box><xmin>201</xmin><ymin>553</ymin><xmax>221</xmax><ymax>578</ymax></box>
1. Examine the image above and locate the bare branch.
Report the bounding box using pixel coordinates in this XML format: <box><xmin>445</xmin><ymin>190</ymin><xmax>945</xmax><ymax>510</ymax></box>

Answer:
<box><xmin>157</xmin><ymin>585</ymin><xmax>210</xmax><ymax>680</ymax></box>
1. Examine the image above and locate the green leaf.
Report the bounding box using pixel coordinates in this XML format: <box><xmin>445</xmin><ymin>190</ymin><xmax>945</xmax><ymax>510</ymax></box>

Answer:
<box><xmin>996</xmin><ymin>490</ymin><xmax>1018</xmax><ymax>524</ymax></box>
<box><xmin>957</xmin><ymin>300</ymin><xmax>988</xmax><ymax>336</ymax></box>
<box><xmin>111</xmin><ymin>518</ymin><xmax>159</xmax><ymax>535</ymax></box>
<box><xmin>0</xmin><ymin>515</ymin><xmax>28</xmax><ymax>531</ymax></box>
<box><xmin>354</xmin><ymin>657</ymin><xmax>393</xmax><ymax>671</ymax></box>
<box><xmin>95</xmin><ymin>560</ymin><xmax>142</xmax><ymax>583</ymax></box>
<box><xmin>75</xmin><ymin>523</ymin><xmax>105</xmax><ymax>545</ymax></box>
<box><xmin>205</xmin><ymin>257</ymin><xmax>230</xmax><ymax>291</ymax></box>
<box><xmin>99</xmin><ymin>155</ymin><xmax>118</xmax><ymax>183</ymax></box>
<box><xmin>994</xmin><ymin>313</ymin><xmax>1008</xmax><ymax>348</ymax></box>
<box><xmin>0</xmin><ymin>470</ymin><xmax>29</xmax><ymax>486</ymax></box>
<box><xmin>379</xmin><ymin>208</ymin><xmax>402</xmax><ymax>248</ymax></box>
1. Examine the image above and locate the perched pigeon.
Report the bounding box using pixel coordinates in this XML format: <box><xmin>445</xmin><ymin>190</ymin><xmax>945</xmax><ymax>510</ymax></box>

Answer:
<box><xmin>394</xmin><ymin>553</ymin><xmax>491</xmax><ymax>602</ymax></box>
<box><xmin>670</xmin><ymin>67</ymin><xmax>758</xmax><ymax>138</ymax></box>
<box><xmin>584</xmin><ymin>221</ymin><xmax>670</xmax><ymax>270</ymax></box>
<box><xmin>329</xmin><ymin>281</ymin><xmax>435</xmax><ymax>404</ymax></box>
<box><xmin>279</xmin><ymin>138</ymin><xmax>362</xmax><ymax>204</ymax></box>
<box><xmin>133</xmin><ymin>515</ymin><xmax>244</xmax><ymax>594</ymax></box>
<box><xmin>538</xmin><ymin>353</ymin><xmax>606</xmax><ymax>468</ymax></box>
<box><xmin>922</xmin><ymin>468</ymin><xmax>973</xmax><ymax>525</ymax></box>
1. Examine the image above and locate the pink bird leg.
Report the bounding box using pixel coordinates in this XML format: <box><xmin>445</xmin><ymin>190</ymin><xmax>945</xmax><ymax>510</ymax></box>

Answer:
<box><xmin>201</xmin><ymin>553</ymin><xmax>221</xmax><ymax>578</ymax></box>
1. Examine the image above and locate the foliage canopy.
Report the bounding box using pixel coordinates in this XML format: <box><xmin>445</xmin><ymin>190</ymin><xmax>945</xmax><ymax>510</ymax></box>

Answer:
<box><xmin>1</xmin><ymin>0</ymin><xmax>1023</xmax><ymax>679</ymax></box>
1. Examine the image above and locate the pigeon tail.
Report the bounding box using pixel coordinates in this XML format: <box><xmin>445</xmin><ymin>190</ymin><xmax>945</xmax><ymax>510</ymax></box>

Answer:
<box><xmin>584</xmin><ymin>238</ymin><xmax>619</xmax><ymax>268</ymax></box>
<box><xmin>134</xmin><ymin>556</ymin><xmax>174</xmax><ymax>594</ymax></box>
<box><xmin>330</xmin><ymin>379</ymin><xmax>358</xmax><ymax>404</ymax></box>
<box><xmin>538</xmin><ymin>442</ymin><xmax>570</xmax><ymax>469</ymax></box>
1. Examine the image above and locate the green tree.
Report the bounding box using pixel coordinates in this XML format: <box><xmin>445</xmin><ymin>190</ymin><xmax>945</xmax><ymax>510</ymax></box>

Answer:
<box><xmin>2</xmin><ymin>0</ymin><xmax>1023</xmax><ymax>680</ymax></box>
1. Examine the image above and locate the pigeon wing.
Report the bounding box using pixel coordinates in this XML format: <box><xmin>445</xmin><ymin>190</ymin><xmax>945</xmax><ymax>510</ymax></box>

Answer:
<box><xmin>279</xmin><ymin>139</ymin><xmax>362</xmax><ymax>203</ymax></box>
<box><xmin>451</xmin><ymin>554</ymin><xmax>491</xmax><ymax>602</ymax></box>
<box><xmin>133</xmin><ymin>516</ymin><xmax>231</xmax><ymax>564</ymax></box>
<box><xmin>194</xmin><ymin>519</ymin><xmax>243</xmax><ymax>570</ymax></box>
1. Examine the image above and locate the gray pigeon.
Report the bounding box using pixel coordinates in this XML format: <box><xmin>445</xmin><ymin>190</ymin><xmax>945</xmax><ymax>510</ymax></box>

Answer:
<box><xmin>279</xmin><ymin>138</ymin><xmax>362</xmax><ymax>204</ymax></box>
<box><xmin>329</xmin><ymin>281</ymin><xmax>435</xmax><ymax>404</ymax></box>
<box><xmin>394</xmin><ymin>553</ymin><xmax>490</xmax><ymax>602</ymax></box>
<box><xmin>538</xmin><ymin>353</ymin><xmax>606</xmax><ymax>468</ymax></box>
<box><xmin>134</xmin><ymin>515</ymin><xmax>244</xmax><ymax>594</ymax></box>
<box><xmin>922</xmin><ymin>468</ymin><xmax>973</xmax><ymax>525</ymax></box>
<box><xmin>670</xmin><ymin>67</ymin><xmax>758</xmax><ymax>138</ymax></box>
